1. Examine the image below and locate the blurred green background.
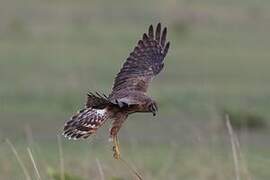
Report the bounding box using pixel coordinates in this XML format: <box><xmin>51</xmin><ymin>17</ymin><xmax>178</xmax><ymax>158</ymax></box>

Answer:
<box><xmin>1</xmin><ymin>0</ymin><xmax>270</xmax><ymax>179</ymax></box>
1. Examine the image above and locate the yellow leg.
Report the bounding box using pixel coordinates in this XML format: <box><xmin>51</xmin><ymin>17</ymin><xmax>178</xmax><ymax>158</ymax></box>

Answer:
<box><xmin>112</xmin><ymin>135</ymin><xmax>120</xmax><ymax>160</ymax></box>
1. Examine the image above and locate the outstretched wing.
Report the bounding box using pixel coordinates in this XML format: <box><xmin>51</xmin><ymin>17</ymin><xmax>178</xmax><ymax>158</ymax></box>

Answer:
<box><xmin>110</xmin><ymin>23</ymin><xmax>170</xmax><ymax>95</ymax></box>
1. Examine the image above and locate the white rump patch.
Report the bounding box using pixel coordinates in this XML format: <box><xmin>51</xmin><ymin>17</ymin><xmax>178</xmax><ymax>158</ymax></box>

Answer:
<box><xmin>96</xmin><ymin>109</ymin><xmax>106</xmax><ymax>116</ymax></box>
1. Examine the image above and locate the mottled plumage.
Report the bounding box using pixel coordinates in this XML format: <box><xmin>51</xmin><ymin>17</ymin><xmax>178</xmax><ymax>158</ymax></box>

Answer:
<box><xmin>62</xmin><ymin>23</ymin><xmax>170</xmax><ymax>158</ymax></box>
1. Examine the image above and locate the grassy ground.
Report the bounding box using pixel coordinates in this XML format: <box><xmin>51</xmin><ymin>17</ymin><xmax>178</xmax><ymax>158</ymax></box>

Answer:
<box><xmin>0</xmin><ymin>0</ymin><xmax>270</xmax><ymax>179</ymax></box>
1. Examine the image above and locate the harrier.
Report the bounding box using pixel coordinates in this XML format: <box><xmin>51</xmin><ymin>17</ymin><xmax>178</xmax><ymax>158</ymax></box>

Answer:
<box><xmin>62</xmin><ymin>23</ymin><xmax>170</xmax><ymax>159</ymax></box>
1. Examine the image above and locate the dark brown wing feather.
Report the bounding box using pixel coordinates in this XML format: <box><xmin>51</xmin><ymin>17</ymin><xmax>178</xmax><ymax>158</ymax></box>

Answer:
<box><xmin>110</xmin><ymin>23</ymin><xmax>170</xmax><ymax>95</ymax></box>
<box><xmin>86</xmin><ymin>92</ymin><xmax>110</xmax><ymax>109</ymax></box>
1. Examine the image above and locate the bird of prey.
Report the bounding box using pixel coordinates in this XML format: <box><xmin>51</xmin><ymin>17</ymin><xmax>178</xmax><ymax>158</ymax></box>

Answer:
<box><xmin>62</xmin><ymin>23</ymin><xmax>170</xmax><ymax>159</ymax></box>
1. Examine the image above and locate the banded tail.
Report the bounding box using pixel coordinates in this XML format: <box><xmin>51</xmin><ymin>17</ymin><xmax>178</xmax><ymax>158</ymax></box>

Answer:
<box><xmin>63</xmin><ymin>107</ymin><xmax>109</xmax><ymax>140</ymax></box>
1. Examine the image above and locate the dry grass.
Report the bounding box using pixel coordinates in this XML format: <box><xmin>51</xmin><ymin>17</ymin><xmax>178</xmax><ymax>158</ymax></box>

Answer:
<box><xmin>27</xmin><ymin>147</ymin><xmax>42</xmax><ymax>180</ymax></box>
<box><xmin>0</xmin><ymin>0</ymin><xmax>270</xmax><ymax>179</ymax></box>
<box><xmin>6</xmin><ymin>139</ymin><xmax>32</xmax><ymax>180</ymax></box>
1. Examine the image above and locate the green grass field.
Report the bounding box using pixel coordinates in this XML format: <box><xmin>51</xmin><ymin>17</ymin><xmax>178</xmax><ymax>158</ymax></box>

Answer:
<box><xmin>0</xmin><ymin>0</ymin><xmax>270</xmax><ymax>179</ymax></box>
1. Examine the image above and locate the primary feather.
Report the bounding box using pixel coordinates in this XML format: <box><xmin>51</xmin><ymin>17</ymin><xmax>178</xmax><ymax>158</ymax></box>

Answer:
<box><xmin>110</xmin><ymin>23</ymin><xmax>170</xmax><ymax>96</ymax></box>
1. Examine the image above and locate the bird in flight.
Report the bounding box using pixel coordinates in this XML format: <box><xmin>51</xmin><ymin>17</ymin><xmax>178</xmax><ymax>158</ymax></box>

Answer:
<box><xmin>62</xmin><ymin>23</ymin><xmax>170</xmax><ymax>159</ymax></box>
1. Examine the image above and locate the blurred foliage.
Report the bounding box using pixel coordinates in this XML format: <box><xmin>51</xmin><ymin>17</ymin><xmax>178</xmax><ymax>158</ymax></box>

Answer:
<box><xmin>223</xmin><ymin>109</ymin><xmax>268</xmax><ymax>130</ymax></box>
<box><xmin>48</xmin><ymin>168</ymin><xmax>84</xmax><ymax>180</ymax></box>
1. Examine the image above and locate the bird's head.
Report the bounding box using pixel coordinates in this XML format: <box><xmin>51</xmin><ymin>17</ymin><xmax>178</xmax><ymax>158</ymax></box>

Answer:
<box><xmin>148</xmin><ymin>101</ymin><xmax>158</xmax><ymax>116</ymax></box>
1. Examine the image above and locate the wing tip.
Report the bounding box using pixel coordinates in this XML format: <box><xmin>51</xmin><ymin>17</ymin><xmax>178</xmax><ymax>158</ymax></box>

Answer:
<box><xmin>148</xmin><ymin>24</ymin><xmax>154</xmax><ymax>38</ymax></box>
<box><xmin>157</xmin><ymin>22</ymin><xmax>161</xmax><ymax>28</ymax></box>
<box><xmin>155</xmin><ymin>23</ymin><xmax>161</xmax><ymax>41</ymax></box>
<box><xmin>143</xmin><ymin>33</ymin><xmax>148</xmax><ymax>40</ymax></box>
<box><xmin>163</xmin><ymin>41</ymin><xmax>170</xmax><ymax>55</ymax></box>
<box><xmin>161</xmin><ymin>27</ymin><xmax>167</xmax><ymax>46</ymax></box>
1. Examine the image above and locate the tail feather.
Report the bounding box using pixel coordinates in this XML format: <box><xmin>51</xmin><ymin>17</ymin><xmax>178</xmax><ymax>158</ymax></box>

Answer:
<box><xmin>63</xmin><ymin>107</ymin><xmax>109</xmax><ymax>140</ymax></box>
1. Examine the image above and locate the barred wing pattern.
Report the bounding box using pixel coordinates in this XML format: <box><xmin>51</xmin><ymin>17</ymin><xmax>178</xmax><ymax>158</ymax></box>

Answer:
<box><xmin>63</xmin><ymin>108</ymin><xmax>109</xmax><ymax>139</ymax></box>
<box><xmin>111</xmin><ymin>23</ymin><xmax>170</xmax><ymax>94</ymax></box>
